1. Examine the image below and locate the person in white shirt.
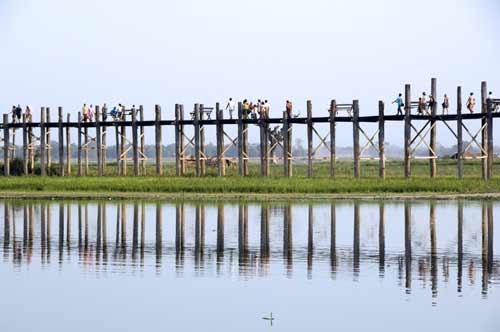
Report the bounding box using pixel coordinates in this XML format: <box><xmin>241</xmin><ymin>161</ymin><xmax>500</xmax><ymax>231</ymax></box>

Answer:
<box><xmin>225</xmin><ymin>98</ymin><xmax>236</xmax><ymax>119</ymax></box>
<box><xmin>489</xmin><ymin>91</ymin><xmax>499</xmax><ymax>112</ymax></box>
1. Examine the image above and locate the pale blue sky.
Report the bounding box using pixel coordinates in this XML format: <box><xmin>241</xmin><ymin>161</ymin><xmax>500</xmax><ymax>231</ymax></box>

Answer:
<box><xmin>1</xmin><ymin>0</ymin><xmax>499</xmax><ymax>146</ymax></box>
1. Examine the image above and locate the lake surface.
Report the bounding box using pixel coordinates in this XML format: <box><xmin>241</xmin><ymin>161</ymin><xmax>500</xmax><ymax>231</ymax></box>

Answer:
<box><xmin>0</xmin><ymin>199</ymin><xmax>498</xmax><ymax>331</ymax></box>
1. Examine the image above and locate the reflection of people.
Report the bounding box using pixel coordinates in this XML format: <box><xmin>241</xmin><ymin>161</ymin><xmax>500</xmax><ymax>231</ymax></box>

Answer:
<box><xmin>392</xmin><ymin>93</ymin><xmax>404</xmax><ymax>115</ymax></box>
<box><xmin>466</xmin><ymin>93</ymin><xmax>475</xmax><ymax>113</ymax></box>
<box><xmin>442</xmin><ymin>94</ymin><xmax>449</xmax><ymax>115</ymax></box>
<box><xmin>225</xmin><ymin>97</ymin><xmax>235</xmax><ymax>119</ymax></box>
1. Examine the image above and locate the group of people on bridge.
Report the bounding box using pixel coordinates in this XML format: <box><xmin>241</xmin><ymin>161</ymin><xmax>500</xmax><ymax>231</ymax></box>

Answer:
<box><xmin>9</xmin><ymin>105</ymin><xmax>32</xmax><ymax>123</ymax></box>
<box><xmin>393</xmin><ymin>91</ymin><xmax>497</xmax><ymax>115</ymax></box>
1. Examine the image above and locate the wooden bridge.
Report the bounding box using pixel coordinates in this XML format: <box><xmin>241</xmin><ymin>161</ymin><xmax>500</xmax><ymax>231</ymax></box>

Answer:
<box><xmin>1</xmin><ymin>78</ymin><xmax>499</xmax><ymax>179</ymax></box>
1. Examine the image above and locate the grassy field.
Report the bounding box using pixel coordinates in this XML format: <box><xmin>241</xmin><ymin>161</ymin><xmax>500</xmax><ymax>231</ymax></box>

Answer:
<box><xmin>1</xmin><ymin>160</ymin><xmax>500</xmax><ymax>196</ymax></box>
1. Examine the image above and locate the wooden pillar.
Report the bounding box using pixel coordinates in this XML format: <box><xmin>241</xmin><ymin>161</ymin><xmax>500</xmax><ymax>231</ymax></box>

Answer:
<box><xmin>57</xmin><ymin>107</ymin><xmax>64</xmax><ymax>176</ymax></box>
<box><xmin>179</xmin><ymin>105</ymin><xmax>186</xmax><ymax>175</ymax></box>
<box><xmin>83</xmin><ymin>110</ymin><xmax>88</xmax><ymax>176</ymax></box>
<box><xmin>28</xmin><ymin>115</ymin><xmax>34</xmax><ymax>174</ymax></box>
<box><xmin>120</xmin><ymin>111</ymin><xmax>126</xmax><ymax>176</ymax></box>
<box><xmin>132</xmin><ymin>107</ymin><xmax>139</xmax><ymax>176</ymax></box>
<box><xmin>66</xmin><ymin>114</ymin><xmax>71</xmax><ymax>176</ymax></box>
<box><xmin>101</xmin><ymin>105</ymin><xmax>107</xmax><ymax>174</ymax></box>
<box><xmin>200</xmin><ymin>104</ymin><xmax>206</xmax><ymax>176</ymax></box>
<box><xmin>96</xmin><ymin>106</ymin><xmax>102</xmax><ymax>176</ymax></box>
<box><xmin>22</xmin><ymin>114</ymin><xmax>28</xmax><ymax>175</ymax></box>
<box><xmin>243</xmin><ymin>108</ymin><xmax>249</xmax><ymax>176</ymax></box>
<box><xmin>378</xmin><ymin>101</ymin><xmax>385</xmax><ymax>179</ymax></box>
<box><xmin>215</xmin><ymin>103</ymin><xmax>225</xmax><ymax>176</ymax></box>
<box><xmin>46</xmin><ymin>108</ymin><xmax>51</xmax><ymax>174</ymax></box>
<box><xmin>139</xmin><ymin>105</ymin><xmax>146</xmax><ymax>175</ymax></box>
<box><xmin>194</xmin><ymin>104</ymin><xmax>201</xmax><ymax>177</ymax></box>
<box><xmin>40</xmin><ymin>107</ymin><xmax>46</xmax><ymax>176</ymax></box>
<box><xmin>114</xmin><ymin>121</ymin><xmax>120</xmax><ymax>176</ymax></box>
<box><xmin>3</xmin><ymin>114</ymin><xmax>10</xmax><ymax>176</ymax></box>
<box><xmin>330</xmin><ymin>100</ymin><xmax>336</xmax><ymax>177</ymax></box>
<box><xmin>283</xmin><ymin>111</ymin><xmax>290</xmax><ymax>177</ymax></box>
<box><xmin>155</xmin><ymin>105</ymin><xmax>162</xmax><ymax>176</ymax></box>
<box><xmin>457</xmin><ymin>86</ymin><xmax>464</xmax><ymax>179</ymax></box>
<box><xmin>77</xmin><ymin>112</ymin><xmax>82</xmax><ymax>176</ymax></box>
<box><xmin>174</xmin><ymin>104</ymin><xmax>180</xmax><ymax>176</ymax></box>
<box><xmin>481</xmin><ymin>81</ymin><xmax>488</xmax><ymax>180</ymax></box>
<box><xmin>404</xmin><ymin>84</ymin><xmax>411</xmax><ymax>178</ymax></box>
<box><xmin>260</xmin><ymin>116</ymin><xmax>268</xmax><ymax>176</ymax></box>
<box><xmin>430</xmin><ymin>78</ymin><xmax>437</xmax><ymax>177</ymax></box>
<box><xmin>353</xmin><ymin>100</ymin><xmax>360</xmax><ymax>178</ymax></box>
<box><xmin>237</xmin><ymin>102</ymin><xmax>244</xmax><ymax>176</ymax></box>
<box><xmin>487</xmin><ymin>97</ymin><xmax>494</xmax><ymax>180</ymax></box>
<box><xmin>307</xmin><ymin>100</ymin><xmax>313</xmax><ymax>177</ymax></box>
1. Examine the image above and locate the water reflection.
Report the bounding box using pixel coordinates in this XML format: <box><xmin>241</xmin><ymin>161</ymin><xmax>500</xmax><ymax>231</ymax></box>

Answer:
<box><xmin>1</xmin><ymin>199</ymin><xmax>499</xmax><ymax>299</ymax></box>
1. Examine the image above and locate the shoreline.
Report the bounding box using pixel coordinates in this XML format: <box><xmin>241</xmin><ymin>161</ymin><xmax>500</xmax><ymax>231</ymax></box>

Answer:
<box><xmin>2</xmin><ymin>190</ymin><xmax>500</xmax><ymax>201</ymax></box>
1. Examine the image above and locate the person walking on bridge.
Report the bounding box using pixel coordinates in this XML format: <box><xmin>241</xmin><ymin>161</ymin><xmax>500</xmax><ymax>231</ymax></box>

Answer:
<box><xmin>466</xmin><ymin>93</ymin><xmax>475</xmax><ymax>113</ymax></box>
<box><xmin>286</xmin><ymin>100</ymin><xmax>293</xmax><ymax>118</ymax></box>
<box><xmin>442</xmin><ymin>94</ymin><xmax>449</xmax><ymax>115</ymax></box>
<box><xmin>225</xmin><ymin>98</ymin><xmax>236</xmax><ymax>119</ymax></box>
<box><xmin>392</xmin><ymin>93</ymin><xmax>404</xmax><ymax>115</ymax></box>
<box><xmin>82</xmin><ymin>103</ymin><xmax>89</xmax><ymax>122</ymax></box>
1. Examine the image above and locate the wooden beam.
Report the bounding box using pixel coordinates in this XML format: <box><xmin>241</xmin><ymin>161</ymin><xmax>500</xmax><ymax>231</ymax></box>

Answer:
<box><xmin>282</xmin><ymin>110</ymin><xmax>290</xmax><ymax>177</ymax></box>
<box><xmin>179</xmin><ymin>105</ymin><xmax>186</xmax><ymax>175</ymax></box>
<box><xmin>216</xmin><ymin>102</ymin><xmax>225</xmax><ymax>176</ymax></box>
<box><xmin>174</xmin><ymin>104</ymin><xmax>180</xmax><ymax>176</ymax></box>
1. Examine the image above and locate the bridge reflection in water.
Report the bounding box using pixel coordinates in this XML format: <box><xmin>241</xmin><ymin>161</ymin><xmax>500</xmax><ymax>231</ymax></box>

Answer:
<box><xmin>1</xmin><ymin>199</ymin><xmax>498</xmax><ymax>299</ymax></box>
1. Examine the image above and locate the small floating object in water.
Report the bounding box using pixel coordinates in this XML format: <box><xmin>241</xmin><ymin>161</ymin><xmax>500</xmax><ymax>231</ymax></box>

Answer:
<box><xmin>262</xmin><ymin>312</ymin><xmax>275</xmax><ymax>326</ymax></box>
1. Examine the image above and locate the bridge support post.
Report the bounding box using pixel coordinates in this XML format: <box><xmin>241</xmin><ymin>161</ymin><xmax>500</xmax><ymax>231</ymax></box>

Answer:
<box><xmin>3</xmin><ymin>114</ymin><xmax>10</xmax><ymax>176</ymax></box>
<box><xmin>238</xmin><ymin>102</ymin><xmax>244</xmax><ymax>176</ymax></box>
<box><xmin>404</xmin><ymin>84</ymin><xmax>411</xmax><ymax>178</ymax></box>
<box><xmin>487</xmin><ymin>97</ymin><xmax>494</xmax><ymax>180</ymax></box>
<box><xmin>307</xmin><ymin>100</ymin><xmax>313</xmax><ymax>177</ymax></box>
<box><xmin>132</xmin><ymin>107</ymin><xmax>139</xmax><ymax>176</ymax></box>
<box><xmin>216</xmin><ymin>103</ymin><xmax>225</xmax><ymax>177</ymax></box>
<box><xmin>353</xmin><ymin>100</ymin><xmax>360</xmax><ymax>178</ymax></box>
<box><xmin>155</xmin><ymin>105</ymin><xmax>162</xmax><ymax>176</ymax></box>
<box><xmin>40</xmin><ymin>107</ymin><xmax>46</xmax><ymax>176</ymax></box>
<box><xmin>378</xmin><ymin>101</ymin><xmax>385</xmax><ymax>179</ymax></box>
<box><xmin>66</xmin><ymin>114</ymin><xmax>71</xmax><ymax>176</ymax></box>
<box><xmin>194</xmin><ymin>104</ymin><xmax>201</xmax><ymax>177</ymax></box>
<box><xmin>481</xmin><ymin>81</ymin><xmax>488</xmax><ymax>180</ymax></box>
<box><xmin>96</xmin><ymin>106</ymin><xmax>102</xmax><ymax>176</ymax></box>
<box><xmin>330</xmin><ymin>100</ymin><xmax>336</xmax><ymax>177</ymax></box>
<box><xmin>200</xmin><ymin>104</ymin><xmax>206</xmax><ymax>176</ymax></box>
<box><xmin>457</xmin><ymin>87</ymin><xmax>464</xmax><ymax>179</ymax></box>
<box><xmin>430</xmin><ymin>78</ymin><xmax>437</xmax><ymax>177</ymax></box>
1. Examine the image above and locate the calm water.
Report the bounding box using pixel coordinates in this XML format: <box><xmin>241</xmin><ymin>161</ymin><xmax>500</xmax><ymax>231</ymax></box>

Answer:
<box><xmin>0</xmin><ymin>199</ymin><xmax>499</xmax><ymax>331</ymax></box>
